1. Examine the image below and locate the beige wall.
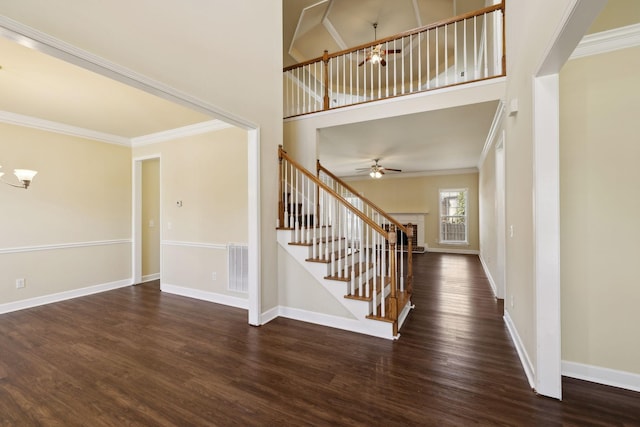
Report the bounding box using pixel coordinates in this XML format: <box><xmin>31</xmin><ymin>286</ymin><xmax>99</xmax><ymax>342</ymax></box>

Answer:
<box><xmin>560</xmin><ymin>45</ymin><xmax>640</xmax><ymax>374</ymax></box>
<box><xmin>346</xmin><ymin>173</ymin><xmax>479</xmax><ymax>252</ymax></box>
<box><xmin>589</xmin><ymin>0</ymin><xmax>640</xmax><ymax>33</ymax></box>
<box><xmin>141</xmin><ymin>158</ymin><xmax>160</xmax><ymax>279</ymax></box>
<box><xmin>0</xmin><ymin>123</ymin><xmax>131</xmax><ymax>305</ymax></box>
<box><xmin>479</xmin><ymin>138</ymin><xmax>499</xmax><ymax>293</ymax></box>
<box><xmin>133</xmin><ymin>126</ymin><xmax>248</xmax><ymax>297</ymax></box>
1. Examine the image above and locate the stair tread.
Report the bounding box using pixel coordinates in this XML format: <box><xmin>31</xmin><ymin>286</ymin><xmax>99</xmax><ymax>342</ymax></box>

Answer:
<box><xmin>324</xmin><ymin>262</ymin><xmax>371</xmax><ymax>282</ymax></box>
<box><xmin>344</xmin><ymin>276</ymin><xmax>390</xmax><ymax>301</ymax></box>
<box><xmin>289</xmin><ymin>236</ymin><xmax>344</xmax><ymax>247</ymax></box>
<box><xmin>367</xmin><ymin>290</ymin><xmax>412</xmax><ymax>321</ymax></box>
<box><xmin>306</xmin><ymin>248</ymin><xmax>358</xmax><ymax>263</ymax></box>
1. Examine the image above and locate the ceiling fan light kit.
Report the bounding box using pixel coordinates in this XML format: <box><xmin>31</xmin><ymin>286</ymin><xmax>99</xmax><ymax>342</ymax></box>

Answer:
<box><xmin>358</xmin><ymin>23</ymin><xmax>401</xmax><ymax>67</ymax></box>
<box><xmin>357</xmin><ymin>159</ymin><xmax>401</xmax><ymax>179</ymax></box>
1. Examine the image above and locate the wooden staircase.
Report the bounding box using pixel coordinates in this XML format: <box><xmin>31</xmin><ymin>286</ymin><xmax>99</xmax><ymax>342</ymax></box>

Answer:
<box><xmin>277</xmin><ymin>147</ymin><xmax>414</xmax><ymax>339</ymax></box>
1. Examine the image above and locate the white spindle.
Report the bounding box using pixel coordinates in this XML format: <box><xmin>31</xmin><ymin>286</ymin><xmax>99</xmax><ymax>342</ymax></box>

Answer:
<box><xmin>418</xmin><ymin>31</ymin><xmax>422</xmax><ymax>90</ymax></box>
<box><xmin>474</xmin><ymin>16</ymin><xmax>478</xmax><ymax>79</ymax></box>
<box><xmin>483</xmin><ymin>13</ymin><xmax>489</xmax><ymax>78</ymax></box>
<box><xmin>426</xmin><ymin>30</ymin><xmax>430</xmax><ymax>89</ymax></box>
<box><xmin>393</xmin><ymin>39</ymin><xmax>397</xmax><ymax>96</ymax></box>
<box><xmin>445</xmin><ymin>24</ymin><xmax>448</xmax><ymax>86</ymax></box>
<box><xmin>454</xmin><ymin>22</ymin><xmax>458</xmax><ymax>83</ymax></box>
<box><xmin>464</xmin><ymin>18</ymin><xmax>468</xmax><ymax>81</ymax></box>
<box><xmin>409</xmin><ymin>35</ymin><xmax>413</xmax><ymax>93</ymax></box>
<box><xmin>436</xmin><ymin>28</ymin><xmax>439</xmax><ymax>87</ymax></box>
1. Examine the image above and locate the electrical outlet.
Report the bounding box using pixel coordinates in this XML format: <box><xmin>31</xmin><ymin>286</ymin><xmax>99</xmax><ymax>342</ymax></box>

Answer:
<box><xmin>16</xmin><ymin>278</ymin><xmax>25</xmax><ymax>289</ymax></box>
<box><xmin>212</xmin><ymin>272</ymin><xmax>217</xmax><ymax>281</ymax></box>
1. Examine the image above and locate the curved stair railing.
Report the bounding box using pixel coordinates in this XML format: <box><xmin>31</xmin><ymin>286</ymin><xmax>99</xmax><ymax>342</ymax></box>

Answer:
<box><xmin>278</xmin><ymin>147</ymin><xmax>411</xmax><ymax>336</ymax></box>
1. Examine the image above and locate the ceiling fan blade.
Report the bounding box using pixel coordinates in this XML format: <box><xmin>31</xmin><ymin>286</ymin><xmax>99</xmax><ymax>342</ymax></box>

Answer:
<box><xmin>386</xmin><ymin>49</ymin><xmax>402</xmax><ymax>54</ymax></box>
<box><xmin>355</xmin><ymin>167</ymin><xmax>371</xmax><ymax>171</ymax></box>
<box><xmin>358</xmin><ymin>57</ymin><xmax>369</xmax><ymax>67</ymax></box>
<box><xmin>382</xmin><ymin>167</ymin><xmax>402</xmax><ymax>172</ymax></box>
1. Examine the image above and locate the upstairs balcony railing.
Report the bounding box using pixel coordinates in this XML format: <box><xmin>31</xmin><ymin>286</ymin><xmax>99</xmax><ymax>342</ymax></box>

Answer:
<box><xmin>283</xmin><ymin>3</ymin><xmax>505</xmax><ymax>118</ymax></box>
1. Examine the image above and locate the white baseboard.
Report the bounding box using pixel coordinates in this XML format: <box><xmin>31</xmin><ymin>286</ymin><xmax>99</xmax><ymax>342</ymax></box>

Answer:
<box><xmin>478</xmin><ymin>254</ymin><xmax>498</xmax><ymax>298</ymax></box>
<box><xmin>427</xmin><ymin>247</ymin><xmax>480</xmax><ymax>255</ymax></box>
<box><xmin>141</xmin><ymin>273</ymin><xmax>160</xmax><ymax>283</ymax></box>
<box><xmin>277</xmin><ymin>306</ymin><xmax>392</xmax><ymax>339</ymax></box>
<box><xmin>0</xmin><ymin>278</ymin><xmax>133</xmax><ymax>314</ymax></box>
<box><xmin>503</xmin><ymin>310</ymin><xmax>536</xmax><ymax>390</ymax></box>
<box><xmin>260</xmin><ymin>306</ymin><xmax>280</xmax><ymax>325</ymax></box>
<box><xmin>562</xmin><ymin>360</ymin><xmax>640</xmax><ymax>393</ymax></box>
<box><xmin>160</xmin><ymin>283</ymin><xmax>248</xmax><ymax>310</ymax></box>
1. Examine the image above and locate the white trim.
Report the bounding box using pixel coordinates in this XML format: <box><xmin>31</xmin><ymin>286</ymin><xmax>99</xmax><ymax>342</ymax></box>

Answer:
<box><xmin>0</xmin><ymin>110</ymin><xmax>130</xmax><ymax>146</ymax></box>
<box><xmin>562</xmin><ymin>361</ymin><xmax>640</xmax><ymax>393</ymax></box>
<box><xmin>427</xmin><ymin>247</ymin><xmax>479</xmax><ymax>255</ymax></box>
<box><xmin>571</xmin><ymin>23</ymin><xmax>640</xmax><ymax>60</ymax></box>
<box><xmin>477</xmin><ymin>100</ymin><xmax>505</xmax><ymax>168</ymax></box>
<box><xmin>0</xmin><ymin>279</ymin><xmax>132</xmax><ymax>315</ymax></box>
<box><xmin>284</xmin><ymin>76</ymin><xmax>507</xmax><ymax>123</ymax></box>
<box><xmin>141</xmin><ymin>273</ymin><xmax>160</xmax><ymax>283</ymax></box>
<box><xmin>504</xmin><ymin>310</ymin><xmax>536</xmax><ymax>390</ymax></box>
<box><xmin>247</xmin><ymin>128</ymin><xmax>261</xmax><ymax>326</ymax></box>
<box><xmin>533</xmin><ymin>74</ymin><xmax>562</xmax><ymax>399</ymax></box>
<box><xmin>161</xmin><ymin>240</ymin><xmax>227</xmax><ymax>250</ymax></box>
<box><xmin>0</xmin><ymin>239</ymin><xmax>131</xmax><ymax>254</ymax></box>
<box><xmin>160</xmin><ymin>283</ymin><xmax>248</xmax><ymax>310</ymax></box>
<box><xmin>260</xmin><ymin>306</ymin><xmax>280</xmax><ymax>325</ymax></box>
<box><xmin>276</xmin><ymin>306</ymin><xmax>395</xmax><ymax>340</ymax></box>
<box><xmin>131</xmin><ymin>120</ymin><xmax>233</xmax><ymax>147</ymax></box>
<box><xmin>479</xmin><ymin>254</ymin><xmax>498</xmax><ymax>298</ymax></box>
<box><xmin>341</xmin><ymin>167</ymin><xmax>478</xmax><ymax>181</ymax></box>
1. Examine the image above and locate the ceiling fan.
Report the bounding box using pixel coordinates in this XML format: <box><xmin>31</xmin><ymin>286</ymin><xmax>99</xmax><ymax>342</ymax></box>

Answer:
<box><xmin>356</xmin><ymin>159</ymin><xmax>402</xmax><ymax>178</ymax></box>
<box><xmin>358</xmin><ymin>23</ymin><xmax>401</xmax><ymax>67</ymax></box>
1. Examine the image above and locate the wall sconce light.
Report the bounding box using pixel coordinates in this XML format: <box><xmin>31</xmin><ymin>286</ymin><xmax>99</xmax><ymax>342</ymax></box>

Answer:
<box><xmin>0</xmin><ymin>165</ymin><xmax>38</xmax><ymax>189</ymax></box>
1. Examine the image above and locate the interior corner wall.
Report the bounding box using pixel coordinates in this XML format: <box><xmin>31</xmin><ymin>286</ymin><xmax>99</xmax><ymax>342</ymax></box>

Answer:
<box><xmin>479</xmin><ymin>140</ymin><xmax>499</xmax><ymax>293</ymax></box>
<box><xmin>346</xmin><ymin>173</ymin><xmax>480</xmax><ymax>252</ymax></box>
<box><xmin>132</xmin><ymin>126</ymin><xmax>248</xmax><ymax>300</ymax></box>
<box><xmin>141</xmin><ymin>158</ymin><xmax>160</xmax><ymax>280</ymax></box>
<box><xmin>0</xmin><ymin>123</ymin><xmax>132</xmax><ymax>308</ymax></box>
<box><xmin>560</xmin><ymin>45</ymin><xmax>640</xmax><ymax>376</ymax></box>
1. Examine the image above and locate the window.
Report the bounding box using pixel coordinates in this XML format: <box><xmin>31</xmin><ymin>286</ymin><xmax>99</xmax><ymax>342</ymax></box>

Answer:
<box><xmin>439</xmin><ymin>189</ymin><xmax>468</xmax><ymax>244</ymax></box>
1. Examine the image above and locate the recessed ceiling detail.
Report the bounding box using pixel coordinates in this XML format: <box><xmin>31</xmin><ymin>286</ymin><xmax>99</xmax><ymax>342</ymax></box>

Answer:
<box><xmin>289</xmin><ymin>0</ymin><xmax>458</xmax><ymax>64</ymax></box>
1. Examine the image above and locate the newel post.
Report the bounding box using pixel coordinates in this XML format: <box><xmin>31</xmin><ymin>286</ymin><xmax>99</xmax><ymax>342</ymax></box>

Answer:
<box><xmin>387</xmin><ymin>226</ymin><xmax>399</xmax><ymax>335</ymax></box>
<box><xmin>322</xmin><ymin>50</ymin><xmax>330</xmax><ymax>111</ymax></box>
<box><xmin>406</xmin><ymin>223</ymin><xmax>414</xmax><ymax>296</ymax></box>
<box><xmin>278</xmin><ymin>146</ymin><xmax>285</xmax><ymax>228</ymax></box>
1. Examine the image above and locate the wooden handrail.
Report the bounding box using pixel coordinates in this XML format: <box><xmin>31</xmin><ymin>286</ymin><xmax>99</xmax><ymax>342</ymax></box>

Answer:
<box><xmin>283</xmin><ymin>3</ymin><xmax>504</xmax><ymax>72</ymax></box>
<box><xmin>279</xmin><ymin>147</ymin><xmax>387</xmax><ymax>237</ymax></box>
<box><xmin>317</xmin><ymin>161</ymin><xmax>409</xmax><ymax>235</ymax></box>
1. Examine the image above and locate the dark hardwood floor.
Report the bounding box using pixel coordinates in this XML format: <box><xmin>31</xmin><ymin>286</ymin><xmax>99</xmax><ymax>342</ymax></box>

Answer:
<box><xmin>1</xmin><ymin>253</ymin><xmax>639</xmax><ymax>426</ymax></box>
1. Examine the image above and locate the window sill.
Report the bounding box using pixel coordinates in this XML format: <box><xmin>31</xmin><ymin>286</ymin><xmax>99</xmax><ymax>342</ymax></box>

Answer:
<box><xmin>438</xmin><ymin>241</ymin><xmax>469</xmax><ymax>246</ymax></box>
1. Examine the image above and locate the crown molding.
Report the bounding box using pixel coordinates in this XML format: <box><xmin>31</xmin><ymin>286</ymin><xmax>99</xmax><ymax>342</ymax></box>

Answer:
<box><xmin>0</xmin><ymin>110</ymin><xmax>130</xmax><ymax>146</ymax></box>
<box><xmin>131</xmin><ymin>120</ymin><xmax>233</xmax><ymax>147</ymax></box>
<box><xmin>341</xmin><ymin>167</ymin><xmax>478</xmax><ymax>181</ymax></box>
<box><xmin>571</xmin><ymin>23</ymin><xmax>640</xmax><ymax>59</ymax></box>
